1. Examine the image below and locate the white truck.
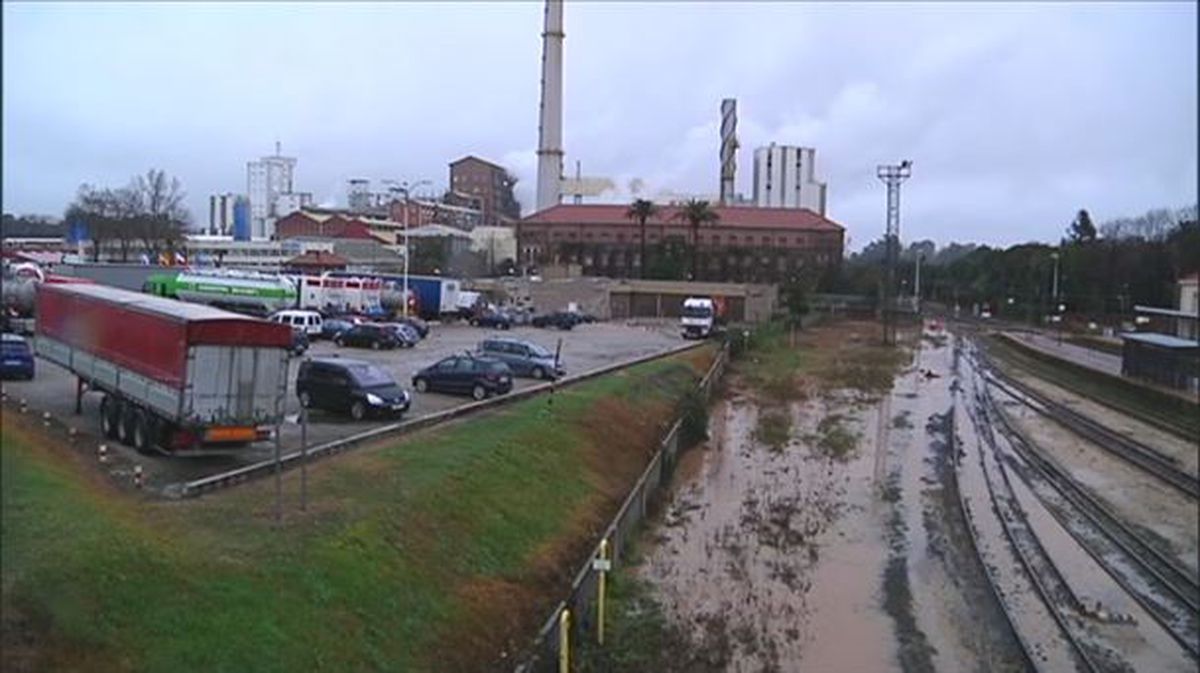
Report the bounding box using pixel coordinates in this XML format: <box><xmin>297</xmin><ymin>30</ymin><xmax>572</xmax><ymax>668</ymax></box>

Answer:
<box><xmin>680</xmin><ymin>297</ymin><xmax>718</xmax><ymax>339</ymax></box>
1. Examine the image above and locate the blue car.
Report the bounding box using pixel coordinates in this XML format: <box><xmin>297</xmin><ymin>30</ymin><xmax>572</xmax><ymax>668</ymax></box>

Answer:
<box><xmin>1</xmin><ymin>333</ymin><xmax>35</xmax><ymax>380</ymax></box>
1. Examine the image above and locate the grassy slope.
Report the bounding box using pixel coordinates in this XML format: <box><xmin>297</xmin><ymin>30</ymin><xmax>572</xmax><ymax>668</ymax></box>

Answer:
<box><xmin>1</xmin><ymin>346</ymin><xmax>715</xmax><ymax>673</ymax></box>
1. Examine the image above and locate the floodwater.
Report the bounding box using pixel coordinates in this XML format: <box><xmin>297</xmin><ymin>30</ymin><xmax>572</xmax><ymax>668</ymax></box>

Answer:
<box><xmin>637</xmin><ymin>332</ymin><xmax>1029</xmax><ymax>671</ymax></box>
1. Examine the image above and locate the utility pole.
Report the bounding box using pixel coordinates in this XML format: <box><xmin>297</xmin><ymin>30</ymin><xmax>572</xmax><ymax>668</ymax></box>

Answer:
<box><xmin>877</xmin><ymin>160</ymin><xmax>912</xmax><ymax>346</ymax></box>
<box><xmin>914</xmin><ymin>253</ymin><xmax>923</xmax><ymax>315</ymax></box>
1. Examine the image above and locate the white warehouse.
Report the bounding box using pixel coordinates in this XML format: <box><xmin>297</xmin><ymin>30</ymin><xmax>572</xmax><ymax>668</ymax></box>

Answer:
<box><xmin>752</xmin><ymin>144</ymin><xmax>828</xmax><ymax>215</ymax></box>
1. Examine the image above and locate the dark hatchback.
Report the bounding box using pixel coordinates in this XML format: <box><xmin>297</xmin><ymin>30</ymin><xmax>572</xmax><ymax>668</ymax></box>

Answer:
<box><xmin>333</xmin><ymin>323</ymin><xmax>401</xmax><ymax>350</ymax></box>
<box><xmin>470</xmin><ymin>310</ymin><xmax>513</xmax><ymax>330</ymax></box>
<box><xmin>412</xmin><ymin>355</ymin><xmax>513</xmax><ymax>400</ymax></box>
<box><xmin>532</xmin><ymin>311</ymin><xmax>579</xmax><ymax>330</ymax></box>
<box><xmin>297</xmin><ymin>358</ymin><xmax>410</xmax><ymax>420</ymax></box>
<box><xmin>0</xmin><ymin>333</ymin><xmax>35</xmax><ymax>380</ymax></box>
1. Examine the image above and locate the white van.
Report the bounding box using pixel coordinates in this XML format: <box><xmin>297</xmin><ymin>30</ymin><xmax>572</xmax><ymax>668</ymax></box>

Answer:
<box><xmin>271</xmin><ymin>310</ymin><xmax>324</xmax><ymax>337</ymax></box>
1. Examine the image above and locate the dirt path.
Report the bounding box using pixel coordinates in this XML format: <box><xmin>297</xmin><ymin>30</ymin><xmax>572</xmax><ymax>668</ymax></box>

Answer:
<box><xmin>635</xmin><ymin>332</ymin><xmax>1028</xmax><ymax>671</ymax></box>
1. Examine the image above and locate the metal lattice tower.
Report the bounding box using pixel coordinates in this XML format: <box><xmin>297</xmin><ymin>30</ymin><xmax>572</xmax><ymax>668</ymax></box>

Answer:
<box><xmin>877</xmin><ymin>160</ymin><xmax>912</xmax><ymax>346</ymax></box>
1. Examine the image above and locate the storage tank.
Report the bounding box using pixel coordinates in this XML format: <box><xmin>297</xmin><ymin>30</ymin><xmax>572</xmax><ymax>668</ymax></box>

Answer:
<box><xmin>233</xmin><ymin>197</ymin><xmax>251</xmax><ymax>241</ymax></box>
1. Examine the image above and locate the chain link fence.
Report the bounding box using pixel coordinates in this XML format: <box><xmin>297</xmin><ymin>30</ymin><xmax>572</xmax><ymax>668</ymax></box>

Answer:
<box><xmin>515</xmin><ymin>341</ymin><xmax>730</xmax><ymax>672</ymax></box>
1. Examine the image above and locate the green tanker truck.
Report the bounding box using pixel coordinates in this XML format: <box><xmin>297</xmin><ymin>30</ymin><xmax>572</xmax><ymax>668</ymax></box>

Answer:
<box><xmin>143</xmin><ymin>269</ymin><xmax>298</xmax><ymax>315</ymax></box>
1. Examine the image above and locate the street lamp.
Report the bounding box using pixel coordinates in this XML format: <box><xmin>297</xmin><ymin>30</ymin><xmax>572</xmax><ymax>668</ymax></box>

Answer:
<box><xmin>1050</xmin><ymin>251</ymin><xmax>1060</xmax><ymax>303</ymax></box>
<box><xmin>397</xmin><ymin>179</ymin><xmax>432</xmax><ymax>318</ymax></box>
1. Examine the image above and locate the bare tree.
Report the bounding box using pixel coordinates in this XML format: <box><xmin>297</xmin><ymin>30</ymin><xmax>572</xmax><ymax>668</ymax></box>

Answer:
<box><xmin>133</xmin><ymin>169</ymin><xmax>190</xmax><ymax>257</ymax></box>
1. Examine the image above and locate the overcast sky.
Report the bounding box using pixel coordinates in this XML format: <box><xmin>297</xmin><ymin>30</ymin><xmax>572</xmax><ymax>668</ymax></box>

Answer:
<box><xmin>3</xmin><ymin>1</ymin><xmax>1196</xmax><ymax>250</ymax></box>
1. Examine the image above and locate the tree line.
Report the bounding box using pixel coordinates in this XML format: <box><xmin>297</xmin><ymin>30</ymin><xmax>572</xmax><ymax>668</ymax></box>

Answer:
<box><xmin>831</xmin><ymin>205</ymin><xmax>1199</xmax><ymax>323</ymax></box>
<box><xmin>64</xmin><ymin>169</ymin><xmax>192</xmax><ymax>262</ymax></box>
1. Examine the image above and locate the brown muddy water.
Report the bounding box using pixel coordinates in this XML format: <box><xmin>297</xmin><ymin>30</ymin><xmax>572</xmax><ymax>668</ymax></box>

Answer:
<box><xmin>636</xmin><ymin>334</ymin><xmax>1029</xmax><ymax>672</ymax></box>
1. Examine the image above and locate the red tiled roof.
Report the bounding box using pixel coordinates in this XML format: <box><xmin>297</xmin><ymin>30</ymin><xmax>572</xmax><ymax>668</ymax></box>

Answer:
<box><xmin>521</xmin><ymin>204</ymin><xmax>843</xmax><ymax>231</ymax></box>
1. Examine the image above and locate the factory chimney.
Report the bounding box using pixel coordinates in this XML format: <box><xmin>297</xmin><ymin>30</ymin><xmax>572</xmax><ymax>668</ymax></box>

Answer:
<box><xmin>535</xmin><ymin>0</ymin><xmax>565</xmax><ymax>213</ymax></box>
<box><xmin>719</xmin><ymin>98</ymin><xmax>738</xmax><ymax>205</ymax></box>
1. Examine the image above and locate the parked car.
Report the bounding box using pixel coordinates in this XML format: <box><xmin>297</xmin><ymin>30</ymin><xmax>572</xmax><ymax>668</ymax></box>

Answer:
<box><xmin>0</xmin><ymin>333</ymin><xmax>35</xmax><ymax>380</ymax></box>
<box><xmin>412</xmin><ymin>355</ymin><xmax>513</xmax><ymax>400</ymax></box>
<box><xmin>334</xmin><ymin>323</ymin><xmax>402</xmax><ymax>350</ymax></box>
<box><xmin>471</xmin><ymin>310</ymin><xmax>513</xmax><ymax>330</ymax></box>
<box><xmin>291</xmin><ymin>327</ymin><xmax>310</xmax><ymax>356</ymax></box>
<box><xmin>477</xmin><ymin>337</ymin><xmax>563</xmax><ymax>380</ymax></box>
<box><xmin>393</xmin><ymin>315</ymin><xmax>429</xmax><ymax>338</ymax></box>
<box><xmin>378</xmin><ymin>322</ymin><xmax>420</xmax><ymax>348</ymax></box>
<box><xmin>320</xmin><ymin>318</ymin><xmax>356</xmax><ymax>340</ymax></box>
<box><xmin>532</xmin><ymin>311</ymin><xmax>579</xmax><ymax>330</ymax></box>
<box><xmin>296</xmin><ymin>358</ymin><xmax>410</xmax><ymax>420</ymax></box>
<box><xmin>571</xmin><ymin>311</ymin><xmax>598</xmax><ymax>324</ymax></box>
<box><xmin>270</xmin><ymin>309</ymin><xmax>324</xmax><ymax>337</ymax></box>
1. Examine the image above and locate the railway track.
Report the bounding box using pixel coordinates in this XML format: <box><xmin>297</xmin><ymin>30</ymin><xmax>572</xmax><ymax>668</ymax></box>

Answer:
<box><xmin>980</xmin><ymin>350</ymin><xmax>1199</xmax><ymax>501</ymax></box>
<box><xmin>978</xmin><ymin>329</ymin><xmax>1197</xmax><ymax>443</ymax></box>
<box><xmin>987</xmin><ymin>385</ymin><xmax>1200</xmax><ymax>659</ymax></box>
<box><xmin>960</xmin><ymin>351</ymin><xmax>1109</xmax><ymax>673</ymax></box>
<box><xmin>945</xmin><ymin>343</ymin><xmax>1041</xmax><ymax>672</ymax></box>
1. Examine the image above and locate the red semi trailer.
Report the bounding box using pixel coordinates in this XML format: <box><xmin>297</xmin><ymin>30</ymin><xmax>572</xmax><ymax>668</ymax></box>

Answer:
<box><xmin>35</xmin><ymin>283</ymin><xmax>293</xmax><ymax>454</ymax></box>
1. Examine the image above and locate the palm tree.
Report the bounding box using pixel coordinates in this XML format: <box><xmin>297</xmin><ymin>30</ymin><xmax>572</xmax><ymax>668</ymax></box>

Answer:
<box><xmin>625</xmin><ymin>198</ymin><xmax>659</xmax><ymax>279</ymax></box>
<box><xmin>674</xmin><ymin>199</ymin><xmax>719</xmax><ymax>280</ymax></box>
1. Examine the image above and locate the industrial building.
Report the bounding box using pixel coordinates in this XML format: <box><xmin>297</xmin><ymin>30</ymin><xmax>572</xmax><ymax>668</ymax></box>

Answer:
<box><xmin>247</xmin><ymin>143</ymin><xmax>311</xmax><ymax>239</ymax></box>
<box><xmin>449</xmin><ymin>156</ymin><xmax>521</xmax><ymax>226</ymax></box>
<box><xmin>518</xmin><ymin>203</ymin><xmax>843</xmax><ymax>283</ymax></box>
<box><xmin>207</xmin><ymin>193</ymin><xmax>243</xmax><ymax>236</ymax></box>
<box><xmin>752</xmin><ymin>144</ymin><xmax>828</xmax><ymax>215</ymax></box>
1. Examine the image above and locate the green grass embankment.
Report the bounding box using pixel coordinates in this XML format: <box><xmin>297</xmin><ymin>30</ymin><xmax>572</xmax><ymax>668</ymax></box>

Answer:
<box><xmin>1</xmin><ymin>345</ymin><xmax>715</xmax><ymax>673</ymax></box>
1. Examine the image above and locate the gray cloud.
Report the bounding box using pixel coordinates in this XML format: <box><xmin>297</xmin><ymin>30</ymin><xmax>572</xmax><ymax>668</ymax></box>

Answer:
<box><xmin>3</xmin><ymin>2</ymin><xmax>1195</xmax><ymax>250</ymax></box>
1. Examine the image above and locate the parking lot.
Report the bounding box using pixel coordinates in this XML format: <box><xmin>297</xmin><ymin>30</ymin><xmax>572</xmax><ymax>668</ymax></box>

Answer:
<box><xmin>1</xmin><ymin>320</ymin><xmax>686</xmax><ymax>489</ymax></box>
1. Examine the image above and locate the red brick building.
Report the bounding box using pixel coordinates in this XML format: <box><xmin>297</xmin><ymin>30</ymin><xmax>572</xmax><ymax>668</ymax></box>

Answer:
<box><xmin>518</xmin><ymin>204</ymin><xmax>844</xmax><ymax>283</ymax></box>
<box><xmin>274</xmin><ymin>210</ymin><xmax>403</xmax><ymax>245</ymax></box>
<box><xmin>449</xmin><ymin>156</ymin><xmax>520</xmax><ymax>226</ymax></box>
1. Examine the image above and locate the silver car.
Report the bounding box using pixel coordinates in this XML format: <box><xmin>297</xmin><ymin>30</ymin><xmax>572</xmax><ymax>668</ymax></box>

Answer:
<box><xmin>477</xmin><ymin>337</ymin><xmax>564</xmax><ymax>380</ymax></box>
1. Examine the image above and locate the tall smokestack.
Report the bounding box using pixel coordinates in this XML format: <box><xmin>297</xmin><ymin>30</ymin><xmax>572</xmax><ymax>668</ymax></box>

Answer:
<box><xmin>719</xmin><ymin>98</ymin><xmax>738</xmax><ymax>205</ymax></box>
<box><xmin>536</xmin><ymin>0</ymin><xmax>565</xmax><ymax>213</ymax></box>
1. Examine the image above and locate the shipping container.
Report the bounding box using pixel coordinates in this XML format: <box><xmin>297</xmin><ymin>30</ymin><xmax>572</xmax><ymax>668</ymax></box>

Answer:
<box><xmin>35</xmin><ymin>283</ymin><xmax>292</xmax><ymax>454</ymax></box>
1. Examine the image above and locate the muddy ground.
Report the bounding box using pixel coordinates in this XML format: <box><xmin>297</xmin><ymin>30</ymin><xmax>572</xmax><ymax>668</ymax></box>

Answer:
<box><xmin>630</xmin><ymin>326</ymin><xmax>1029</xmax><ymax>672</ymax></box>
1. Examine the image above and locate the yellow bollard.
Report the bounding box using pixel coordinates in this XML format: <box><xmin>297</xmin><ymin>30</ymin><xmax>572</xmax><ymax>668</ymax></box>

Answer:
<box><xmin>596</xmin><ymin>539</ymin><xmax>610</xmax><ymax>646</ymax></box>
<box><xmin>558</xmin><ymin>609</ymin><xmax>570</xmax><ymax>673</ymax></box>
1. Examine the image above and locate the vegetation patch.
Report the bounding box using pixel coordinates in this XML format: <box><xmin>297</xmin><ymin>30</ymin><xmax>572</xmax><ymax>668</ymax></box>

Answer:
<box><xmin>0</xmin><ymin>346</ymin><xmax>716</xmax><ymax>673</ymax></box>
<box><xmin>815</xmin><ymin>414</ymin><xmax>858</xmax><ymax>460</ymax></box>
<box><xmin>754</xmin><ymin>410</ymin><xmax>792</xmax><ymax>451</ymax></box>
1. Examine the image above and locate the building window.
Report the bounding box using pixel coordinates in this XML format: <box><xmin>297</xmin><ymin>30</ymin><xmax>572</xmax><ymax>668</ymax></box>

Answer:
<box><xmin>584</xmin><ymin>232</ymin><xmax>593</xmax><ymax>240</ymax></box>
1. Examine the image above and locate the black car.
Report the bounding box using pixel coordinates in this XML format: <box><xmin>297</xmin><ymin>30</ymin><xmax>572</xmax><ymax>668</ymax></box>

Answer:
<box><xmin>412</xmin><ymin>355</ymin><xmax>513</xmax><ymax>400</ymax></box>
<box><xmin>532</xmin><ymin>311</ymin><xmax>578</xmax><ymax>330</ymax></box>
<box><xmin>471</xmin><ymin>310</ymin><xmax>513</xmax><ymax>330</ymax></box>
<box><xmin>291</xmin><ymin>328</ymin><xmax>310</xmax><ymax>356</ymax></box>
<box><xmin>333</xmin><ymin>323</ymin><xmax>401</xmax><ymax>350</ymax></box>
<box><xmin>297</xmin><ymin>358</ymin><xmax>411</xmax><ymax>420</ymax></box>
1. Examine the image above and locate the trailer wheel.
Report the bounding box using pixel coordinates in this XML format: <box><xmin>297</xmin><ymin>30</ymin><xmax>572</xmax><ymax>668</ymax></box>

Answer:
<box><xmin>100</xmin><ymin>396</ymin><xmax>120</xmax><ymax>439</ymax></box>
<box><xmin>117</xmin><ymin>404</ymin><xmax>135</xmax><ymax>446</ymax></box>
<box><xmin>131</xmin><ymin>410</ymin><xmax>150</xmax><ymax>454</ymax></box>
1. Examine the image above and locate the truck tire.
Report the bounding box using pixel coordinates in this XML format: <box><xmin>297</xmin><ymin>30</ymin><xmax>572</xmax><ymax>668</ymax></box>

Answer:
<box><xmin>100</xmin><ymin>395</ymin><xmax>120</xmax><ymax>439</ymax></box>
<box><xmin>131</xmin><ymin>410</ymin><xmax>151</xmax><ymax>454</ymax></box>
<box><xmin>117</xmin><ymin>404</ymin><xmax>136</xmax><ymax>446</ymax></box>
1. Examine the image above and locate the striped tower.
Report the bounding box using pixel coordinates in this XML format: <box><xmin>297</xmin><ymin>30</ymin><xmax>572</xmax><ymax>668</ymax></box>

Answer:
<box><xmin>719</xmin><ymin>98</ymin><xmax>738</xmax><ymax>205</ymax></box>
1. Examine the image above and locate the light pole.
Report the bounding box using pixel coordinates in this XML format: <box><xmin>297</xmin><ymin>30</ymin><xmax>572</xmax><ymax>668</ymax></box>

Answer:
<box><xmin>876</xmin><ymin>160</ymin><xmax>913</xmax><ymax>346</ymax></box>
<box><xmin>398</xmin><ymin>179</ymin><xmax>432</xmax><ymax>318</ymax></box>
<box><xmin>1050</xmin><ymin>252</ymin><xmax>1060</xmax><ymax>304</ymax></box>
<box><xmin>914</xmin><ymin>253</ymin><xmax>924</xmax><ymax>315</ymax></box>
